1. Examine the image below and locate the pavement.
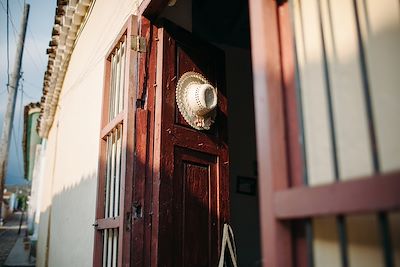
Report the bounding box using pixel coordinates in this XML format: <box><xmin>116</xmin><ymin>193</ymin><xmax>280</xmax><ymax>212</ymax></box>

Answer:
<box><xmin>0</xmin><ymin>211</ymin><xmax>35</xmax><ymax>267</ymax></box>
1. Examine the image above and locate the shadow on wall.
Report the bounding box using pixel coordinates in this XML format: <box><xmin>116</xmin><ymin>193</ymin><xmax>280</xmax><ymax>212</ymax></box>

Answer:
<box><xmin>37</xmin><ymin>173</ymin><xmax>97</xmax><ymax>267</ymax></box>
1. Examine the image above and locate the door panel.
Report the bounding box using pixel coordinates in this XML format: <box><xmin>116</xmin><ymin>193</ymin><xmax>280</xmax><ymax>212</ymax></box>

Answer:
<box><xmin>173</xmin><ymin>147</ymin><xmax>219</xmax><ymax>267</ymax></box>
<box><xmin>156</xmin><ymin>20</ymin><xmax>229</xmax><ymax>267</ymax></box>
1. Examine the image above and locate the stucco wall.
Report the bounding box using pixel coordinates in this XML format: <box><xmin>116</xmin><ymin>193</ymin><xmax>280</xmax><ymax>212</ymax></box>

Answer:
<box><xmin>36</xmin><ymin>0</ymin><xmax>142</xmax><ymax>266</ymax></box>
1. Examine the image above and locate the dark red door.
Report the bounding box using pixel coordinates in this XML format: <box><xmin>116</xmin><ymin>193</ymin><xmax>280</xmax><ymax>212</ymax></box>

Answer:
<box><xmin>155</xmin><ymin>21</ymin><xmax>229</xmax><ymax>267</ymax></box>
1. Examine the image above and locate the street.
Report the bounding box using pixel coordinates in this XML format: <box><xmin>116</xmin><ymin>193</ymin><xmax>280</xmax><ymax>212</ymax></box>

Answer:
<box><xmin>0</xmin><ymin>212</ymin><xmax>26</xmax><ymax>266</ymax></box>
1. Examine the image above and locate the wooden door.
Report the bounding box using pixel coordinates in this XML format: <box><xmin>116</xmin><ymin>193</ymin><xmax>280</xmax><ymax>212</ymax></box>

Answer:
<box><xmin>140</xmin><ymin>20</ymin><xmax>229</xmax><ymax>267</ymax></box>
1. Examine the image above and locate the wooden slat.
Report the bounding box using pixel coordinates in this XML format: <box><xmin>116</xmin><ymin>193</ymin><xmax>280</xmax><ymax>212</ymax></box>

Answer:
<box><xmin>151</xmin><ymin>26</ymin><xmax>164</xmax><ymax>267</ymax></box>
<box><xmin>119</xmin><ymin>15</ymin><xmax>138</xmax><ymax>267</ymax></box>
<box><xmin>131</xmin><ymin>108</ymin><xmax>148</xmax><ymax>266</ymax></box>
<box><xmin>96</xmin><ymin>217</ymin><xmax>121</xmax><ymax>230</ymax></box>
<box><xmin>101</xmin><ymin>112</ymin><xmax>124</xmax><ymax>139</ymax></box>
<box><xmin>143</xmin><ymin>22</ymin><xmax>158</xmax><ymax>267</ymax></box>
<box><xmin>279</xmin><ymin>2</ymin><xmax>309</xmax><ymax>266</ymax></box>
<box><xmin>275</xmin><ymin>171</ymin><xmax>400</xmax><ymax>219</ymax></box>
<box><xmin>248</xmin><ymin>0</ymin><xmax>292</xmax><ymax>266</ymax></box>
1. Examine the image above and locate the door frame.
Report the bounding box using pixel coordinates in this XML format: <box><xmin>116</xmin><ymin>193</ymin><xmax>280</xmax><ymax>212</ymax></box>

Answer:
<box><xmin>137</xmin><ymin>1</ymin><xmax>400</xmax><ymax>267</ymax></box>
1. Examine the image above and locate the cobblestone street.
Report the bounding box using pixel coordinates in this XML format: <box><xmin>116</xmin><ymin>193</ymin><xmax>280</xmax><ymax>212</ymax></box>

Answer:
<box><xmin>0</xmin><ymin>212</ymin><xmax>26</xmax><ymax>266</ymax></box>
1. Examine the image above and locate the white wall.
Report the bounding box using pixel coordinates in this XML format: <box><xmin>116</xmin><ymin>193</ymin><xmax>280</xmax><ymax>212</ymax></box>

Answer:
<box><xmin>36</xmin><ymin>0</ymin><xmax>142</xmax><ymax>266</ymax></box>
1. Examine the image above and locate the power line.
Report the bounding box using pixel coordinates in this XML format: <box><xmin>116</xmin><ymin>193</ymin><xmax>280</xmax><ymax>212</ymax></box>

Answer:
<box><xmin>16</xmin><ymin>0</ymin><xmax>23</xmax><ymax>10</ymax></box>
<box><xmin>0</xmin><ymin>0</ymin><xmax>18</xmax><ymax>40</ymax></box>
<box><xmin>28</xmin><ymin>27</ymin><xmax>47</xmax><ymax>67</ymax></box>
<box><xmin>0</xmin><ymin>1</ymin><xmax>44</xmax><ymax>73</ymax></box>
<box><xmin>22</xmin><ymin>90</ymin><xmax>38</xmax><ymax>100</ymax></box>
<box><xmin>23</xmin><ymin>80</ymin><xmax>41</xmax><ymax>89</ymax></box>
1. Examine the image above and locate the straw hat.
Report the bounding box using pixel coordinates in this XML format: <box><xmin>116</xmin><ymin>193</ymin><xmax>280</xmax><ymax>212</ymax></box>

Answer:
<box><xmin>176</xmin><ymin>72</ymin><xmax>218</xmax><ymax>130</ymax></box>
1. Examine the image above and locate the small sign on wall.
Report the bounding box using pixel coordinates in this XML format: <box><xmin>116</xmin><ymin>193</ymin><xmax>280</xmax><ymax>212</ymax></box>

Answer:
<box><xmin>236</xmin><ymin>176</ymin><xmax>257</xmax><ymax>196</ymax></box>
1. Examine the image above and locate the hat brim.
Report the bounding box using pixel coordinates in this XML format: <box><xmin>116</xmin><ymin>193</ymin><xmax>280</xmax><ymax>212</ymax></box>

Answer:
<box><xmin>176</xmin><ymin>72</ymin><xmax>217</xmax><ymax>130</ymax></box>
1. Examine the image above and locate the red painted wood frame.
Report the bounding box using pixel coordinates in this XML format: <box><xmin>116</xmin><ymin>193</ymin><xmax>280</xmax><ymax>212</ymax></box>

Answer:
<box><xmin>93</xmin><ymin>15</ymin><xmax>138</xmax><ymax>267</ymax></box>
<box><xmin>248</xmin><ymin>0</ymin><xmax>400</xmax><ymax>266</ymax></box>
<box><xmin>130</xmin><ymin>17</ymin><xmax>158</xmax><ymax>267</ymax></box>
<box><xmin>136</xmin><ymin>0</ymin><xmax>400</xmax><ymax>266</ymax></box>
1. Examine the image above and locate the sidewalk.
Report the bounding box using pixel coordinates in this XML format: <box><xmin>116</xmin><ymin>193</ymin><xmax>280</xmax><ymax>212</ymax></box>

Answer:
<box><xmin>0</xmin><ymin>212</ymin><xmax>21</xmax><ymax>266</ymax></box>
<box><xmin>0</xmin><ymin>211</ymin><xmax>34</xmax><ymax>267</ymax></box>
<box><xmin>3</xmin><ymin>236</ymin><xmax>35</xmax><ymax>267</ymax></box>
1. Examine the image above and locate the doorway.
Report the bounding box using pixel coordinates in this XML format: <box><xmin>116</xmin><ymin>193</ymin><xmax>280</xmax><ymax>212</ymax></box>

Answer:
<box><xmin>158</xmin><ymin>1</ymin><xmax>261</xmax><ymax>266</ymax></box>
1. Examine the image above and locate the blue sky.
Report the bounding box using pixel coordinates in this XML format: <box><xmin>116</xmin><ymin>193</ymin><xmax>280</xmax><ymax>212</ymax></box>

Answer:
<box><xmin>0</xmin><ymin>0</ymin><xmax>56</xmax><ymax>185</ymax></box>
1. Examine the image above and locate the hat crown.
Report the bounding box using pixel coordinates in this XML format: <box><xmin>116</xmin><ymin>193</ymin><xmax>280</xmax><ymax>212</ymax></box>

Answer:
<box><xmin>176</xmin><ymin>71</ymin><xmax>218</xmax><ymax>130</ymax></box>
<box><xmin>187</xmin><ymin>83</ymin><xmax>217</xmax><ymax>116</ymax></box>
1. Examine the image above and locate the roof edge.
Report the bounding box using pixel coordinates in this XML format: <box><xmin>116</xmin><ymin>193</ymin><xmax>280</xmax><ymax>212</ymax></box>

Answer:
<box><xmin>37</xmin><ymin>0</ymin><xmax>93</xmax><ymax>138</ymax></box>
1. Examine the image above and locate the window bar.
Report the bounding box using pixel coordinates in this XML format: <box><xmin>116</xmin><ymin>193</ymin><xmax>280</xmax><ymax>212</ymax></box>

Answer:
<box><xmin>119</xmin><ymin>38</ymin><xmax>126</xmax><ymax>112</ymax></box>
<box><xmin>119</xmin><ymin>41</ymin><xmax>125</xmax><ymax>114</ymax></box>
<box><xmin>114</xmin><ymin>125</ymin><xmax>122</xmax><ymax>216</ymax></box>
<box><xmin>114</xmin><ymin>44</ymin><xmax>121</xmax><ymax>117</ymax></box>
<box><xmin>112</xmin><ymin>229</ymin><xmax>118</xmax><ymax>267</ymax></box>
<box><xmin>102</xmin><ymin>229</ymin><xmax>108</xmax><ymax>267</ymax></box>
<box><xmin>109</xmin><ymin>53</ymin><xmax>116</xmax><ymax>121</ymax></box>
<box><xmin>316</xmin><ymin>0</ymin><xmax>349</xmax><ymax>266</ymax></box>
<box><xmin>112</xmin><ymin>48</ymin><xmax>118</xmax><ymax>119</ymax></box>
<box><xmin>107</xmin><ymin>229</ymin><xmax>113</xmax><ymax>267</ymax></box>
<box><xmin>109</xmin><ymin>129</ymin><xmax>117</xmax><ymax>218</ymax></box>
<box><xmin>108</xmin><ymin>54</ymin><xmax>113</xmax><ymax>121</ymax></box>
<box><xmin>119</xmin><ymin>42</ymin><xmax>124</xmax><ymax>114</ymax></box>
<box><xmin>289</xmin><ymin>0</ymin><xmax>315</xmax><ymax>265</ymax></box>
<box><xmin>105</xmin><ymin>135</ymin><xmax>112</xmax><ymax>218</ymax></box>
<box><xmin>351</xmin><ymin>1</ymin><xmax>393</xmax><ymax>266</ymax></box>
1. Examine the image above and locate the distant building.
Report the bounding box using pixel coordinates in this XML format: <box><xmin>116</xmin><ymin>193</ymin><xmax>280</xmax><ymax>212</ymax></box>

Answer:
<box><xmin>23</xmin><ymin>102</ymin><xmax>42</xmax><ymax>181</ymax></box>
<box><xmin>22</xmin><ymin>102</ymin><xmax>42</xmax><ymax>234</ymax></box>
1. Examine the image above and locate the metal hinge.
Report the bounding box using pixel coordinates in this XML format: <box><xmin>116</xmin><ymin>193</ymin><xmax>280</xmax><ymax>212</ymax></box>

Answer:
<box><xmin>131</xmin><ymin>35</ymin><xmax>146</xmax><ymax>53</ymax></box>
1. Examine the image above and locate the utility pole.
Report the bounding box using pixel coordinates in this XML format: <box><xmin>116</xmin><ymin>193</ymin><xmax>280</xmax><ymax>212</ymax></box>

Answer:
<box><xmin>0</xmin><ymin>4</ymin><xmax>30</xmax><ymax>224</ymax></box>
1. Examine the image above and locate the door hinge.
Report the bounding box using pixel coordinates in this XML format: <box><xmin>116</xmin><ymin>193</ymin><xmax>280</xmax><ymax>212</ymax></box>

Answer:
<box><xmin>92</xmin><ymin>220</ymin><xmax>99</xmax><ymax>229</ymax></box>
<box><xmin>131</xmin><ymin>35</ymin><xmax>146</xmax><ymax>53</ymax></box>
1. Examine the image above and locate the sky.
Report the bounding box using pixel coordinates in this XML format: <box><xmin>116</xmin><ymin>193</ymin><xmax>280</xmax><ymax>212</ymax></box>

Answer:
<box><xmin>0</xmin><ymin>0</ymin><xmax>56</xmax><ymax>185</ymax></box>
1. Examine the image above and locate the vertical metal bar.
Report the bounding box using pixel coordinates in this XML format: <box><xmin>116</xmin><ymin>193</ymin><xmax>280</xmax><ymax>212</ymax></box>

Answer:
<box><xmin>337</xmin><ymin>215</ymin><xmax>349</xmax><ymax>267</ymax></box>
<box><xmin>107</xmin><ymin>229</ymin><xmax>113</xmax><ymax>267</ymax></box>
<box><xmin>351</xmin><ymin>0</ymin><xmax>379</xmax><ymax>172</ymax></box>
<box><xmin>378</xmin><ymin>212</ymin><xmax>394</xmax><ymax>267</ymax></box>
<box><xmin>305</xmin><ymin>220</ymin><xmax>314</xmax><ymax>267</ymax></box>
<box><xmin>103</xmin><ymin>230</ymin><xmax>108</xmax><ymax>267</ymax></box>
<box><xmin>351</xmin><ymin>1</ymin><xmax>393</xmax><ymax>266</ymax></box>
<box><xmin>115</xmin><ymin>45</ymin><xmax>121</xmax><ymax>117</ymax></box>
<box><xmin>112</xmin><ymin>229</ymin><xmax>118</xmax><ymax>267</ymax></box>
<box><xmin>109</xmin><ymin>130</ymin><xmax>116</xmax><ymax>218</ymax></box>
<box><xmin>114</xmin><ymin>126</ymin><xmax>121</xmax><ymax>216</ymax></box>
<box><xmin>120</xmin><ymin>39</ymin><xmax>126</xmax><ymax>112</ymax></box>
<box><xmin>316</xmin><ymin>0</ymin><xmax>348</xmax><ymax>266</ymax></box>
<box><xmin>109</xmin><ymin>54</ymin><xmax>116</xmax><ymax>121</ymax></box>
<box><xmin>289</xmin><ymin>0</ymin><xmax>314</xmax><ymax>265</ymax></box>
<box><xmin>105</xmin><ymin>136</ymin><xmax>111</xmax><ymax>218</ymax></box>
